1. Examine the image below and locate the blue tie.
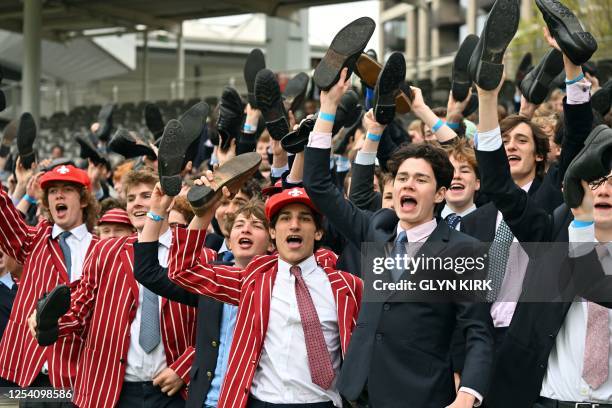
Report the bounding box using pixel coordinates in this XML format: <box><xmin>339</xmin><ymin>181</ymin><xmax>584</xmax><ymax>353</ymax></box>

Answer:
<box><xmin>446</xmin><ymin>213</ymin><xmax>462</xmax><ymax>230</ymax></box>
<box><xmin>222</xmin><ymin>251</ymin><xmax>234</xmax><ymax>262</ymax></box>
<box><xmin>58</xmin><ymin>231</ymin><xmax>72</xmax><ymax>280</ymax></box>
<box><xmin>139</xmin><ymin>287</ymin><xmax>161</xmax><ymax>353</ymax></box>
<box><xmin>391</xmin><ymin>231</ymin><xmax>408</xmax><ymax>281</ymax></box>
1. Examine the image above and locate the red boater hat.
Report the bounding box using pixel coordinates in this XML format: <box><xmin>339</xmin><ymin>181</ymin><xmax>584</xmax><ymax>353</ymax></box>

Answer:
<box><xmin>40</xmin><ymin>165</ymin><xmax>91</xmax><ymax>190</ymax></box>
<box><xmin>98</xmin><ymin>208</ymin><xmax>132</xmax><ymax>227</ymax></box>
<box><xmin>265</xmin><ymin>187</ymin><xmax>319</xmax><ymax>221</ymax></box>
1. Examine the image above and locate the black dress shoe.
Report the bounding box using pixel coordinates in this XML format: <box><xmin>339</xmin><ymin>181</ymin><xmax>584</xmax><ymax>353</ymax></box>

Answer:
<box><xmin>592</xmin><ymin>80</ymin><xmax>612</xmax><ymax>116</ymax></box>
<box><xmin>158</xmin><ymin>120</ymin><xmax>187</xmax><ymax>196</ymax></box>
<box><xmin>217</xmin><ymin>87</ymin><xmax>245</xmax><ymax>151</ymax></box>
<box><xmin>519</xmin><ymin>48</ymin><xmax>564</xmax><ymax>105</ymax></box>
<box><xmin>452</xmin><ymin>34</ymin><xmax>479</xmax><ymax>102</ymax></box>
<box><xmin>36</xmin><ymin>285</ymin><xmax>70</xmax><ymax>347</ymax></box>
<box><xmin>334</xmin><ymin>109</ymin><xmax>364</xmax><ymax>155</ymax></box>
<box><xmin>145</xmin><ymin>103</ymin><xmax>165</xmax><ymax>140</ymax></box>
<box><xmin>94</xmin><ymin>103</ymin><xmax>114</xmax><ymax>142</ymax></box>
<box><xmin>16</xmin><ymin>112</ymin><xmax>37</xmax><ymax>169</ymax></box>
<box><xmin>109</xmin><ymin>129</ymin><xmax>157</xmax><ymax>160</ymax></box>
<box><xmin>462</xmin><ymin>93</ymin><xmax>479</xmax><ymax>117</ymax></box>
<box><xmin>468</xmin><ymin>0</ymin><xmax>519</xmax><ymax>90</ymax></box>
<box><xmin>281</xmin><ymin>118</ymin><xmax>315</xmax><ymax>154</ymax></box>
<box><xmin>178</xmin><ymin>101</ymin><xmax>208</xmax><ymax>165</ymax></box>
<box><xmin>563</xmin><ymin>125</ymin><xmax>612</xmax><ymax>208</ymax></box>
<box><xmin>244</xmin><ymin>49</ymin><xmax>266</xmax><ymax>108</ymax></box>
<box><xmin>255</xmin><ymin>69</ymin><xmax>289</xmax><ymax>141</ymax></box>
<box><xmin>535</xmin><ymin>0</ymin><xmax>597</xmax><ymax>66</ymax></box>
<box><xmin>188</xmin><ymin>152</ymin><xmax>261</xmax><ymax>216</ymax></box>
<box><xmin>515</xmin><ymin>52</ymin><xmax>533</xmax><ymax>86</ymax></box>
<box><xmin>283</xmin><ymin>72</ymin><xmax>309</xmax><ymax>113</ymax></box>
<box><xmin>0</xmin><ymin>119</ymin><xmax>17</xmax><ymax>158</ymax></box>
<box><xmin>76</xmin><ymin>134</ymin><xmax>106</xmax><ymax>165</ymax></box>
<box><xmin>334</xmin><ymin>90</ymin><xmax>362</xmax><ymax>135</ymax></box>
<box><xmin>313</xmin><ymin>17</ymin><xmax>376</xmax><ymax>91</ymax></box>
<box><xmin>373</xmin><ymin>52</ymin><xmax>406</xmax><ymax>125</ymax></box>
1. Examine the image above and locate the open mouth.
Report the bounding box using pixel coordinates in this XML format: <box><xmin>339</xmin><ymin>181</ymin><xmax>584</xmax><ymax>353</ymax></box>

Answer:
<box><xmin>286</xmin><ymin>235</ymin><xmax>303</xmax><ymax>249</ymax></box>
<box><xmin>238</xmin><ymin>237</ymin><xmax>253</xmax><ymax>249</ymax></box>
<box><xmin>449</xmin><ymin>183</ymin><xmax>465</xmax><ymax>192</ymax></box>
<box><xmin>400</xmin><ymin>196</ymin><xmax>417</xmax><ymax>211</ymax></box>
<box><xmin>507</xmin><ymin>155</ymin><xmax>521</xmax><ymax>165</ymax></box>
<box><xmin>55</xmin><ymin>203</ymin><xmax>68</xmax><ymax>218</ymax></box>
<box><xmin>133</xmin><ymin>210</ymin><xmax>147</xmax><ymax>219</ymax></box>
<box><xmin>595</xmin><ymin>202</ymin><xmax>612</xmax><ymax>211</ymax></box>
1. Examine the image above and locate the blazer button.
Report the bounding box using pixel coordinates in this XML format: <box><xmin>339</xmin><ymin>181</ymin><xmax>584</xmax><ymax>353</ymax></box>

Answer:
<box><xmin>211</xmin><ymin>340</ymin><xmax>218</xmax><ymax>347</ymax></box>
<box><xmin>251</xmin><ymin>359</ymin><xmax>256</xmax><ymax>365</ymax></box>
<box><xmin>119</xmin><ymin>358</ymin><xmax>125</xmax><ymax>364</ymax></box>
<box><xmin>207</xmin><ymin>371</ymin><xmax>213</xmax><ymax>379</ymax></box>
<box><xmin>383</xmin><ymin>303</ymin><xmax>390</xmax><ymax>311</ymax></box>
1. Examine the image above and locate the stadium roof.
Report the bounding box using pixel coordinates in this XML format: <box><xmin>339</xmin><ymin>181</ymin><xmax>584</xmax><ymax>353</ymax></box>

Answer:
<box><xmin>0</xmin><ymin>0</ymin><xmax>357</xmax><ymax>41</ymax></box>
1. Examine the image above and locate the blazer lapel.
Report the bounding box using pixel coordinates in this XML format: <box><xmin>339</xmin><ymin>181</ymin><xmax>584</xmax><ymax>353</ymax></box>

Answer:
<box><xmin>120</xmin><ymin>243</ymin><xmax>140</xmax><ymax>305</ymax></box>
<box><xmin>47</xmin><ymin>236</ymin><xmax>69</xmax><ymax>283</ymax></box>
<box><xmin>251</xmin><ymin>259</ymin><xmax>277</xmax><ymax>351</ymax></box>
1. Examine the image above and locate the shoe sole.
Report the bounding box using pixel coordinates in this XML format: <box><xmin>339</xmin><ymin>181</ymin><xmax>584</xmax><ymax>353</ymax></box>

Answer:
<box><xmin>313</xmin><ymin>17</ymin><xmax>375</xmax><ymax>91</ymax></box>
<box><xmin>109</xmin><ymin>129</ymin><xmax>157</xmax><ymax>159</ymax></box>
<box><xmin>333</xmin><ymin>90</ymin><xmax>361</xmax><ymax>135</ymax></box>
<box><xmin>95</xmin><ymin>103</ymin><xmax>114</xmax><ymax>141</ymax></box>
<box><xmin>473</xmin><ymin>0</ymin><xmax>519</xmax><ymax>90</ymax></box>
<box><xmin>356</xmin><ymin>54</ymin><xmax>413</xmax><ymax>114</ymax></box>
<box><xmin>36</xmin><ymin>285</ymin><xmax>70</xmax><ymax>347</ymax></box>
<box><xmin>591</xmin><ymin>81</ymin><xmax>612</xmax><ymax>116</ymax></box>
<box><xmin>374</xmin><ymin>53</ymin><xmax>406</xmax><ymax>125</ymax></box>
<box><xmin>158</xmin><ymin>120</ymin><xmax>187</xmax><ymax>196</ymax></box>
<box><xmin>284</xmin><ymin>72</ymin><xmax>310</xmax><ymax>113</ymax></box>
<box><xmin>520</xmin><ymin>49</ymin><xmax>564</xmax><ymax>105</ymax></box>
<box><xmin>535</xmin><ymin>0</ymin><xmax>597</xmax><ymax>66</ymax></box>
<box><xmin>255</xmin><ymin>69</ymin><xmax>289</xmax><ymax>141</ymax></box>
<box><xmin>16</xmin><ymin>112</ymin><xmax>37</xmax><ymax>169</ymax></box>
<box><xmin>179</xmin><ymin>101</ymin><xmax>209</xmax><ymax>164</ymax></box>
<box><xmin>188</xmin><ymin>152</ymin><xmax>262</xmax><ymax>212</ymax></box>
<box><xmin>281</xmin><ymin>118</ymin><xmax>315</xmax><ymax>154</ymax></box>
<box><xmin>462</xmin><ymin>93</ymin><xmax>479</xmax><ymax>117</ymax></box>
<box><xmin>244</xmin><ymin>49</ymin><xmax>266</xmax><ymax>108</ymax></box>
<box><xmin>145</xmin><ymin>104</ymin><xmax>165</xmax><ymax>139</ymax></box>
<box><xmin>515</xmin><ymin>52</ymin><xmax>533</xmax><ymax>83</ymax></box>
<box><xmin>451</xmin><ymin>34</ymin><xmax>479</xmax><ymax>102</ymax></box>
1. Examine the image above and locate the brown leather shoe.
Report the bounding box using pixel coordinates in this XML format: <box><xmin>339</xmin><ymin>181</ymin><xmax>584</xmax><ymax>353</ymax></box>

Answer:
<box><xmin>356</xmin><ymin>53</ymin><xmax>412</xmax><ymax>114</ymax></box>
<box><xmin>188</xmin><ymin>152</ymin><xmax>262</xmax><ymax>216</ymax></box>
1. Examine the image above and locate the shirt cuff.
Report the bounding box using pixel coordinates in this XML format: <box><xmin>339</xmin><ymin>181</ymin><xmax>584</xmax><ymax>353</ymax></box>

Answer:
<box><xmin>458</xmin><ymin>387</ymin><xmax>483</xmax><ymax>407</ymax></box>
<box><xmin>568</xmin><ymin>221</ymin><xmax>596</xmax><ymax>258</ymax></box>
<box><xmin>355</xmin><ymin>150</ymin><xmax>377</xmax><ymax>166</ymax></box>
<box><xmin>566</xmin><ymin>80</ymin><xmax>592</xmax><ymax>105</ymax></box>
<box><xmin>270</xmin><ymin>165</ymin><xmax>289</xmax><ymax>178</ymax></box>
<box><xmin>307</xmin><ymin>131</ymin><xmax>332</xmax><ymax>149</ymax></box>
<box><xmin>474</xmin><ymin>126</ymin><xmax>502</xmax><ymax>152</ymax></box>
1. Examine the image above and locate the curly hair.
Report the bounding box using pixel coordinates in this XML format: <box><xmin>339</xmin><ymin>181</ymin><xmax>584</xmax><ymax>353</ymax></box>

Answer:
<box><xmin>500</xmin><ymin>114</ymin><xmax>550</xmax><ymax>178</ymax></box>
<box><xmin>41</xmin><ymin>183</ymin><xmax>100</xmax><ymax>232</ymax></box>
<box><xmin>386</xmin><ymin>143</ymin><xmax>454</xmax><ymax>190</ymax></box>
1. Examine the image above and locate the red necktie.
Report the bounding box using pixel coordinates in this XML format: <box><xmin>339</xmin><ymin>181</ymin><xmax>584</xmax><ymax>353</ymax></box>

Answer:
<box><xmin>290</xmin><ymin>265</ymin><xmax>336</xmax><ymax>389</ymax></box>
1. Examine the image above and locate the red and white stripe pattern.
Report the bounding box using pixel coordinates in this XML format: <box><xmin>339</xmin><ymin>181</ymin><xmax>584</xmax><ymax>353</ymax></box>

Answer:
<box><xmin>168</xmin><ymin>227</ymin><xmax>363</xmax><ymax>408</ymax></box>
<box><xmin>57</xmin><ymin>235</ymin><xmax>197</xmax><ymax>408</ymax></box>
<box><xmin>0</xmin><ymin>185</ymin><xmax>95</xmax><ymax>388</ymax></box>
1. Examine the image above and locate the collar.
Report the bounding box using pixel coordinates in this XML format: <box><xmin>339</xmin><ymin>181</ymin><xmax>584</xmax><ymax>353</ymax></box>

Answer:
<box><xmin>520</xmin><ymin>180</ymin><xmax>533</xmax><ymax>193</ymax></box>
<box><xmin>0</xmin><ymin>273</ymin><xmax>14</xmax><ymax>289</ymax></box>
<box><xmin>51</xmin><ymin>223</ymin><xmax>88</xmax><ymax>241</ymax></box>
<box><xmin>219</xmin><ymin>240</ymin><xmax>229</xmax><ymax>254</ymax></box>
<box><xmin>158</xmin><ymin>228</ymin><xmax>172</xmax><ymax>249</ymax></box>
<box><xmin>396</xmin><ymin>218</ymin><xmax>437</xmax><ymax>242</ymax></box>
<box><xmin>441</xmin><ymin>203</ymin><xmax>477</xmax><ymax>219</ymax></box>
<box><xmin>277</xmin><ymin>254</ymin><xmax>317</xmax><ymax>278</ymax></box>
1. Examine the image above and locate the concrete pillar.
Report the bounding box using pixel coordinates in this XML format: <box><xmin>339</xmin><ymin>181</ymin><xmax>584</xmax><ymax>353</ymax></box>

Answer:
<box><xmin>430</xmin><ymin>0</ymin><xmax>441</xmax><ymax>79</ymax></box>
<box><xmin>406</xmin><ymin>7</ymin><xmax>418</xmax><ymax>77</ymax></box>
<box><xmin>417</xmin><ymin>5</ymin><xmax>430</xmax><ymax>79</ymax></box>
<box><xmin>21</xmin><ymin>0</ymin><xmax>42</xmax><ymax>122</ymax></box>
<box><xmin>467</xmin><ymin>0</ymin><xmax>477</xmax><ymax>35</ymax></box>
<box><xmin>521</xmin><ymin>0</ymin><xmax>532</xmax><ymax>22</ymax></box>
<box><xmin>142</xmin><ymin>31</ymin><xmax>149</xmax><ymax>101</ymax></box>
<box><xmin>378</xmin><ymin>0</ymin><xmax>385</xmax><ymax>59</ymax></box>
<box><xmin>176</xmin><ymin>22</ymin><xmax>185</xmax><ymax>100</ymax></box>
<box><xmin>265</xmin><ymin>9</ymin><xmax>309</xmax><ymax>72</ymax></box>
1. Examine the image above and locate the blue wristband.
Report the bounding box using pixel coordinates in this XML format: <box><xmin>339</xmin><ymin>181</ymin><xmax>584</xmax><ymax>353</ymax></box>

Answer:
<box><xmin>366</xmin><ymin>132</ymin><xmax>382</xmax><ymax>142</ymax></box>
<box><xmin>318</xmin><ymin>112</ymin><xmax>336</xmax><ymax>122</ymax></box>
<box><xmin>432</xmin><ymin>118</ymin><xmax>445</xmax><ymax>133</ymax></box>
<box><xmin>146</xmin><ymin>211</ymin><xmax>165</xmax><ymax>222</ymax></box>
<box><xmin>565</xmin><ymin>72</ymin><xmax>585</xmax><ymax>85</ymax></box>
<box><xmin>572</xmin><ymin>219</ymin><xmax>594</xmax><ymax>228</ymax></box>
<box><xmin>243</xmin><ymin>123</ymin><xmax>254</xmax><ymax>132</ymax></box>
<box><xmin>23</xmin><ymin>194</ymin><xmax>37</xmax><ymax>205</ymax></box>
<box><xmin>447</xmin><ymin>121</ymin><xmax>460</xmax><ymax>130</ymax></box>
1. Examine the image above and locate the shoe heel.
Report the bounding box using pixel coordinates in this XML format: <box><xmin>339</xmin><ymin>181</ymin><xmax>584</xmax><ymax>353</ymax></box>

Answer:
<box><xmin>266</xmin><ymin>117</ymin><xmax>289</xmax><ymax>141</ymax></box>
<box><xmin>476</xmin><ymin>61</ymin><xmax>504</xmax><ymax>90</ymax></box>
<box><xmin>374</xmin><ymin>105</ymin><xmax>396</xmax><ymax>125</ymax></box>
<box><xmin>187</xmin><ymin>184</ymin><xmax>216</xmax><ymax>215</ymax></box>
<box><xmin>161</xmin><ymin>175</ymin><xmax>182</xmax><ymax>197</ymax></box>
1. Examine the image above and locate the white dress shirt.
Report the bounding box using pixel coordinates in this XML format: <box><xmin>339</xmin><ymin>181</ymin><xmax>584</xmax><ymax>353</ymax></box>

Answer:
<box><xmin>250</xmin><ymin>255</ymin><xmax>342</xmax><ymax>406</ymax></box>
<box><xmin>540</xmin><ymin>222</ymin><xmax>612</xmax><ymax>402</ymax></box>
<box><xmin>124</xmin><ymin>228</ymin><xmax>171</xmax><ymax>382</ymax></box>
<box><xmin>51</xmin><ymin>223</ymin><xmax>93</xmax><ymax>282</ymax></box>
<box><xmin>0</xmin><ymin>272</ymin><xmax>14</xmax><ymax>290</ymax></box>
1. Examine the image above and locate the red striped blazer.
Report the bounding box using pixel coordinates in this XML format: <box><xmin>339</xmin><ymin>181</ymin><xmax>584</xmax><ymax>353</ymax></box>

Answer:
<box><xmin>57</xmin><ymin>235</ymin><xmax>197</xmax><ymax>408</ymax></box>
<box><xmin>168</xmin><ymin>227</ymin><xmax>363</xmax><ymax>408</ymax></box>
<box><xmin>0</xmin><ymin>186</ymin><xmax>95</xmax><ymax>388</ymax></box>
